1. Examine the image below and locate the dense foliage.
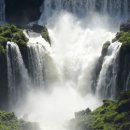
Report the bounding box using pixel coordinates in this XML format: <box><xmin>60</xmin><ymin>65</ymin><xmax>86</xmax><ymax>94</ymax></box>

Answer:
<box><xmin>70</xmin><ymin>91</ymin><xmax>130</xmax><ymax>130</ymax></box>
<box><xmin>0</xmin><ymin>24</ymin><xmax>28</xmax><ymax>54</ymax></box>
<box><xmin>0</xmin><ymin>111</ymin><xmax>40</xmax><ymax>130</ymax></box>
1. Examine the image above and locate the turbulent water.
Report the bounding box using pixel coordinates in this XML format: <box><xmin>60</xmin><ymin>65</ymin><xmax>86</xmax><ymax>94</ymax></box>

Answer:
<box><xmin>5</xmin><ymin>0</ymin><xmax>129</xmax><ymax>130</ymax></box>
<box><xmin>0</xmin><ymin>0</ymin><xmax>5</xmax><ymax>24</ymax></box>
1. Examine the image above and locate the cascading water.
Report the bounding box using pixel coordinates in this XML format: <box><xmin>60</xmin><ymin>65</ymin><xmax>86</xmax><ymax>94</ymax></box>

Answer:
<box><xmin>0</xmin><ymin>0</ymin><xmax>5</xmax><ymax>24</ymax></box>
<box><xmin>6</xmin><ymin>42</ymin><xmax>30</xmax><ymax>108</ymax></box>
<box><xmin>26</xmin><ymin>32</ymin><xmax>60</xmax><ymax>88</ymax></box>
<box><xmin>39</xmin><ymin>0</ymin><xmax>129</xmax><ymax>25</ymax></box>
<box><xmin>96</xmin><ymin>42</ymin><xmax>122</xmax><ymax>98</ymax></box>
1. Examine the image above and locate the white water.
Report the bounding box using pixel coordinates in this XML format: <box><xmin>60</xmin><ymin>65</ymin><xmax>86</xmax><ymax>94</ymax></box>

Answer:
<box><xmin>8</xmin><ymin>12</ymin><xmax>118</xmax><ymax>130</ymax></box>
<box><xmin>47</xmin><ymin>13</ymin><xmax>115</xmax><ymax>95</ymax></box>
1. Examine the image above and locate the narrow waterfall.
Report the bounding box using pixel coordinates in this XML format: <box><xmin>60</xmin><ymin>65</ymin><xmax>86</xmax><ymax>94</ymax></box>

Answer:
<box><xmin>27</xmin><ymin>44</ymin><xmax>45</xmax><ymax>88</ymax></box>
<box><xmin>39</xmin><ymin>0</ymin><xmax>129</xmax><ymax>25</ymax></box>
<box><xmin>27</xmin><ymin>32</ymin><xmax>60</xmax><ymax>88</ymax></box>
<box><xmin>0</xmin><ymin>0</ymin><xmax>5</xmax><ymax>24</ymax></box>
<box><xmin>6</xmin><ymin>42</ymin><xmax>30</xmax><ymax>107</ymax></box>
<box><xmin>96</xmin><ymin>42</ymin><xmax>122</xmax><ymax>98</ymax></box>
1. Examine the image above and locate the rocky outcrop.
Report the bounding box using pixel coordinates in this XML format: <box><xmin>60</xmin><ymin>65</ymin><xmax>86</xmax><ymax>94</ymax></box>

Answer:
<box><xmin>113</xmin><ymin>22</ymin><xmax>130</xmax><ymax>94</ymax></box>
<box><xmin>26</xmin><ymin>24</ymin><xmax>51</xmax><ymax>44</ymax></box>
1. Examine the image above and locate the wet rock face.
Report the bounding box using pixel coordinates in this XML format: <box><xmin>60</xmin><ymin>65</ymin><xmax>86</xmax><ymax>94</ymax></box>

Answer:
<box><xmin>120</xmin><ymin>20</ymin><xmax>130</xmax><ymax>32</ymax></box>
<box><xmin>5</xmin><ymin>0</ymin><xmax>44</xmax><ymax>25</ymax></box>
<box><xmin>0</xmin><ymin>53</ymin><xmax>8</xmax><ymax>110</ymax></box>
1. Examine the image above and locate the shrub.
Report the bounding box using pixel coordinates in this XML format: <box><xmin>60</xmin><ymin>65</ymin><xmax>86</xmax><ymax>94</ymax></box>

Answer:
<box><xmin>118</xmin><ymin>32</ymin><xmax>130</xmax><ymax>45</ymax></box>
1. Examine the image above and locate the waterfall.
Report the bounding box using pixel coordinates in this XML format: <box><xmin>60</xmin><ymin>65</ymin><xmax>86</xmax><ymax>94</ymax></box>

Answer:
<box><xmin>6</xmin><ymin>42</ymin><xmax>30</xmax><ymax>107</ymax></box>
<box><xmin>14</xmin><ymin>14</ymin><xmax>120</xmax><ymax>130</ymax></box>
<box><xmin>4</xmin><ymin>1</ymin><xmax>129</xmax><ymax>129</ymax></box>
<box><xmin>27</xmin><ymin>32</ymin><xmax>60</xmax><ymax>88</ymax></box>
<box><xmin>27</xmin><ymin>43</ymin><xmax>60</xmax><ymax>88</ymax></box>
<box><xmin>39</xmin><ymin>0</ymin><xmax>129</xmax><ymax>25</ymax></box>
<box><xmin>0</xmin><ymin>0</ymin><xmax>5</xmax><ymax>24</ymax></box>
<box><xmin>27</xmin><ymin>43</ymin><xmax>45</xmax><ymax>88</ymax></box>
<box><xmin>96</xmin><ymin>42</ymin><xmax>121</xmax><ymax>98</ymax></box>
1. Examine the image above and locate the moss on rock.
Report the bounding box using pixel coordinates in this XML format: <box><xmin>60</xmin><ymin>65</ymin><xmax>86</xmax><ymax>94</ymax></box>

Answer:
<box><xmin>70</xmin><ymin>91</ymin><xmax>130</xmax><ymax>130</ymax></box>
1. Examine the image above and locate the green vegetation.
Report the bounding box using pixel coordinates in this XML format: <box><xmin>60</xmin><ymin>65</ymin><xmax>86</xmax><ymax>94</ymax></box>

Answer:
<box><xmin>117</xmin><ymin>31</ymin><xmax>130</xmax><ymax>46</ymax></box>
<box><xmin>0</xmin><ymin>45</ymin><xmax>6</xmax><ymax>55</ymax></box>
<box><xmin>0</xmin><ymin>24</ymin><xmax>28</xmax><ymax>46</ymax></box>
<box><xmin>0</xmin><ymin>111</ymin><xmax>39</xmax><ymax>130</ymax></box>
<box><xmin>0</xmin><ymin>24</ymin><xmax>28</xmax><ymax>54</ymax></box>
<box><xmin>71</xmin><ymin>91</ymin><xmax>130</xmax><ymax>130</ymax></box>
<box><xmin>0</xmin><ymin>24</ymin><xmax>51</xmax><ymax>55</ymax></box>
<box><xmin>113</xmin><ymin>31</ymin><xmax>130</xmax><ymax>46</ymax></box>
